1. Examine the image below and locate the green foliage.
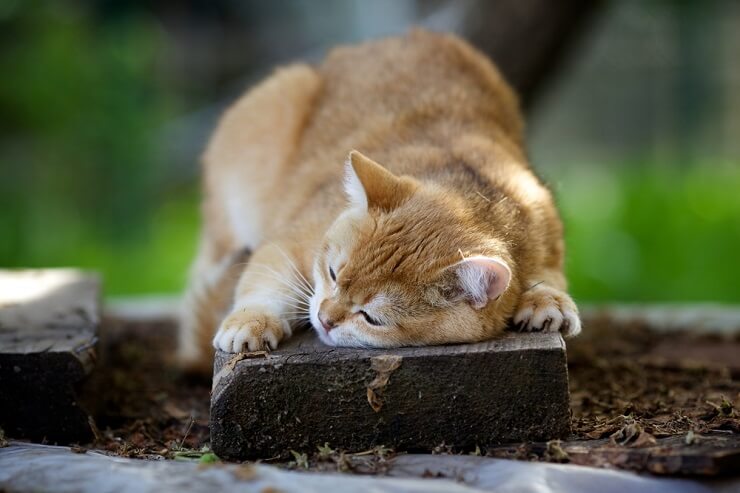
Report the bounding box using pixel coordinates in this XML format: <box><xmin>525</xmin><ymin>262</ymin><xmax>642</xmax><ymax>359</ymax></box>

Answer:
<box><xmin>198</xmin><ymin>452</ymin><xmax>220</xmax><ymax>464</ymax></box>
<box><xmin>554</xmin><ymin>163</ymin><xmax>740</xmax><ymax>303</ymax></box>
<box><xmin>0</xmin><ymin>1</ymin><xmax>180</xmax><ymax>291</ymax></box>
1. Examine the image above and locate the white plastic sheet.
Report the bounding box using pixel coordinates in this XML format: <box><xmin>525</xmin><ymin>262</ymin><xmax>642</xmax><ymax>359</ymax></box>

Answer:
<box><xmin>2</xmin><ymin>443</ymin><xmax>737</xmax><ymax>493</ymax></box>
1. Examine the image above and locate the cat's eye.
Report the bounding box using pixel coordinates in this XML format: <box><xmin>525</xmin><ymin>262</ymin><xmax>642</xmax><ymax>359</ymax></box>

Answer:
<box><xmin>329</xmin><ymin>266</ymin><xmax>336</xmax><ymax>282</ymax></box>
<box><xmin>359</xmin><ymin>310</ymin><xmax>382</xmax><ymax>326</ymax></box>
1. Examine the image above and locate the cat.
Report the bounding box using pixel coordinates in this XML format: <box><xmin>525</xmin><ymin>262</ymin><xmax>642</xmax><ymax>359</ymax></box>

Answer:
<box><xmin>177</xmin><ymin>29</ymin><xmax>581</xmax><ymax>374</ymax></box>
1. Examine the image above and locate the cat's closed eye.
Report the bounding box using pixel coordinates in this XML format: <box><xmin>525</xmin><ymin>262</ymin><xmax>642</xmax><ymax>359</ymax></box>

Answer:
<box><xmin>359</xmin><ymin>310</ymin><xmax>382</xmax><ymax>326</ymax></box>
<box><xmin>329</xmin><ymin>266</ymin><xmax>336</xmax><ymax>282</ymax></box>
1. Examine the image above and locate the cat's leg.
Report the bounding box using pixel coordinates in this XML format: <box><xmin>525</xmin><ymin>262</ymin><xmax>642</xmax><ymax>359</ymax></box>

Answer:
<box><xmin>213</xmin><ymin>242</ymin><xmax>312</xmax><ymax>353</ymax></box>
<box><xmin>512</xmin><ymin>269</ymin><xmax>581</xmax><ymax>337</ymax></box>
<box><xmin>177</xmin><ymin>231</ymin><xmax>248</xmax><ymax>373</ymax></box>
<box><xmin>180</xmin><ymin>65</ymin><xmax>321</xmax><ymax>368</ymax></box>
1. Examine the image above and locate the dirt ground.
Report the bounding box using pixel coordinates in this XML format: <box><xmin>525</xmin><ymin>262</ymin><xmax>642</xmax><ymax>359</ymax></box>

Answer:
<box><xmin>84</xmin><ymin>314</ymin><xmax>740</xmax><ymax>474</ymax></box>
<box><xmin>568</xmin><ymin>316</ymin><xmax>739</xmax><ymax>440</ymax></box>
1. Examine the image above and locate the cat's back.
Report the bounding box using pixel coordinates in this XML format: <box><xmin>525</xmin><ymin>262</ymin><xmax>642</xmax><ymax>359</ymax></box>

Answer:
<box><xmin>297</xmin><ymin>29</ymin><xmax>523</xmax><ymax>161</ymax></box>
<box><xmin>201</xmin><ymin>31</ymin><xmax>528</xmax><ymax>247</ymax></box>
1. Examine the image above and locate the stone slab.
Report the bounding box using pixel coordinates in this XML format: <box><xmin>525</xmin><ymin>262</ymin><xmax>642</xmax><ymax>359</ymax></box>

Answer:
<box><xmin>0</xmin><ymin>269</ymin><xmax>100</xmax><ymax>443</ymax></box>
<box><xmin>211</xmin><ymin>329</ymin><xmax>571</xmax><ymax>460</ymax></box>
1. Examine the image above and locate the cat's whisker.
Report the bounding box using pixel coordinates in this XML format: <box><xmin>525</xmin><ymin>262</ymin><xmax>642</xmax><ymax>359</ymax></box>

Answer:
<box><xmin>278</xmin><ymin>294</ymin><xmax>311</xmax><ymax>305</ymax></box>
<box><xmin>281</xmin><ymin>304</ymin><xmax>311</xmax><ymax>313</ymax></box>
<box><xmin>251</xmin><ymin>264</ymin><xmax>313</xmax><ymax>298</ymax></box>
<box><xmin>248</xmin><ymin>267</ymin><xmax>313</xmax><ymax>301</ymax></box>
<box><xmin>271</xmin><ymin>244</ymin><xmax>315</xmax><ymax>295</ymax></box>
<box><xmin>275</xmin><ymin>295</ymin><xmax>311</xmax><ymax>306</ymax></box>
<box><xmin>273</xmin><ymin>244</ymin><xmax>314</xmax><ymax>290</ymax></box>
<box><xmin>278</xmin><ymin>298</ymin><xmax>312</xmax><ymax>312</ymax></box>
<box><xmin>271</xmin><ymin>289</ymin><xmax>312</xmax><ymax>306</ymax></box>
<box><xmin>278</xmin><ymin>300</ymin><xmax>311</xmax><ymax>311</ymax></box>
<box><xmin>283</xmin><ymin>311</ymin><xmax>309</xmax><ymax>317</ymax></box>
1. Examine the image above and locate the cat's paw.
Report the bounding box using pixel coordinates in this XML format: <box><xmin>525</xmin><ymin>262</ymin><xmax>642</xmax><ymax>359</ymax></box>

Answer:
<box><xmin>213</xmin><ymin>308</ymin><xmax>289</xmax><ymax>352</ymax></box>
<box><xmin>513</xmin><ymin>285</ymin><xmax>581</xmax><ymax>337</ymax></box>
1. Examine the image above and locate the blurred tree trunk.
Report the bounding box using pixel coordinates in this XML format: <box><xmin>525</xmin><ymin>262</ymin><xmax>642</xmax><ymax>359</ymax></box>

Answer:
<box><xmin>462</xmin><ymin>0</ymin><xmax>604</xmax><ymax>110</ymax></box>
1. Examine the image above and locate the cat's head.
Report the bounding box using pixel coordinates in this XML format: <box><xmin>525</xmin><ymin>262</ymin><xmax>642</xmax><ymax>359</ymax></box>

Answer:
<box><xmin>308</xmin><ymin>150</ymin><xmax>513</xmax><ymax>347</ymax></box>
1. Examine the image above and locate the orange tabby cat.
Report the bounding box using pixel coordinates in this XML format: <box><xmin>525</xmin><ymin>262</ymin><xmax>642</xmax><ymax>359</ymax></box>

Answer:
<box><xmin>178</xmin><ymin>29</ymin><xmax>580</xmax><ymax>373</ymax></box>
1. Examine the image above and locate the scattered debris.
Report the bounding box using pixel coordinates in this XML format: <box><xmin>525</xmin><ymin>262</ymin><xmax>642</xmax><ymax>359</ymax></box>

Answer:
<box><xmin>212</xmin><ymin>351</ymin><xmax>270</xmax><ymax>389</ymax></box>
<box><xmin>172</xmin><ymin>446</ymin><xmax>216</xmax><ymax>462</ymax></box>
<box><xmin>70</xmin><ymin>445</ymin><xmax>88</xmax><ymax>454</ymax></box>
<box><xmin>544</xmin><ymin>440</ymin><xmax>569</xmax><ymax>463</ymax></box>
<box><xmin>289</xmin><ymin>450</ymin><xmax>309</xmax><ymax>469</ymax></box>
<box><xmin>609</xmin><ymin>420</ymin><xmax>657</xmax><ymax>448</ymax></box>
<box><xmin>317</xmin><ymin>443</ymin><xmax>335</xmax><ymax>460</ymax></box>
<box><xmin>198</xmin><ymin>452</ymin><xmax>219</xmax><ymax>464</ymax></box>
<box><xmin>366</xmin><ymin>355</ymin><xmax>402</xmax><ymax>412</ymax></box>
<box><xmin>568</xmin><ymin>316</ymin><xmax>740</xmax><ymax>444</ymax></box>
<box><xmin>685</xmin><ymin>430</ymin><xmax>697</xmax><ymax>446</ymax></box>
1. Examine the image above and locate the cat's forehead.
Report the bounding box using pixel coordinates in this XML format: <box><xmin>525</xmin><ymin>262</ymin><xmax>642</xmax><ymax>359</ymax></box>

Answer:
<box><xmin>340</xmin><ymin>275</ymin><xmax>403</xmax><ymax>306</ymax></box>
<box><xmin>329</xmin><ymin>197</ymin><xmax>463</xmax><ymax>286</ymax></box>
<box><xmin>343</xmin><ymin>242</ymin><xmax>439</xmax><ymax>291</ymax></box>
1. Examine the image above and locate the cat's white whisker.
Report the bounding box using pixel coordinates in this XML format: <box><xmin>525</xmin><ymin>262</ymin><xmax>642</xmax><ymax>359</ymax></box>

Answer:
<box><xmin>249</xmin><ymin>267</ymin><xmax>313</xmax><ymax>301</ymax></box>
<box><xmin>278</xmin><ymin>300</ymin><xmax>311</xmax><ymax>311</ymax></box>
<box><xmin>271</xmin><ymin>244</ymin><xmax>315</xmax><ymax>294</ymax></box>
<box><xmin>279</xmin><ymin>296</ymin><xmax>311</xmax><ymax>305</ymax></box>
<box><xmin>273</xmin><ymin>290</ymin><xmax>312</xmax><ymax>305</ymax></box>
<box><xmin>256</xmin><ymin>264</ymin><xmax>313</xmax><ymax>299</ymax></box>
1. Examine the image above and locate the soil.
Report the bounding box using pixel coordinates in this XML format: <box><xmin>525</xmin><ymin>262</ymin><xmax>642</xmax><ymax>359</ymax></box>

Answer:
<box><xmin>79</xmin><ymin>314</ymin><xmax>739</xmax><ymax>474</ymax></box>
<box><xmin>82</xmin><ymin>317</ymin><xmax>211</xmax><ymax>460</ymax></box>
<box><xmin>568</xmin><ymin>315</ymin><xmax>740</xmax><ymax>441</ymax></box>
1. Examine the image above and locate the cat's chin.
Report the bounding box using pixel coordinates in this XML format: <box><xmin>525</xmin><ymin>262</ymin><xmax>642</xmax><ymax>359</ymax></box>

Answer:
<box><xmin>313</xmin><ymin>325</ymin><xmax>337</xmax><ymax>347</ymax></box>
<box><xmin>310</xmin><ymin>321</ymin><xmax>370</xmax><ymax>348</ymax></box>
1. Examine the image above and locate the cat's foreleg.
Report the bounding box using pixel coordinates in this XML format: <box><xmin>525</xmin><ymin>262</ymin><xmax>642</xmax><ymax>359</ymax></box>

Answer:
<box><xmin>212</xmin><ymin>243</ymin><xmax>313</xmax><ymax>353</ymax></box>
<box><xmin>512</xmin><ymin>269</ymin><xmax>581</xmax><ymax>337</ymax></box>
<box><xmin>177</xmin><ymin>237</ymin><xmax>248</xmax><ymax>372</ymax></box>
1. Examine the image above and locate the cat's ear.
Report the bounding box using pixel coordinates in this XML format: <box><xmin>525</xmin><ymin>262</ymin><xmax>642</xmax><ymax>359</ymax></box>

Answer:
<box><xmin>452</xmin><ymin>255</ymin><xmax>511</xmax><ymax>309</ymax></box>
<box><xmin>344</xmin><ymin>150</ymin><xmax>417</xmax><ymax>211</ymax></box>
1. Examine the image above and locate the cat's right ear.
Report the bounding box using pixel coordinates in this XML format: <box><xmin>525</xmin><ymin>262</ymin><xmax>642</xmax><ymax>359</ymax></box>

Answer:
<box><xmin>449</xmin><ymin>255</ymin><xmax>511</xmax><ymax>309</ymax></box>
<box><xmin>344</xmin><ymin>150</ymin><xmax>417</xmax><ymax>211</ymax></box>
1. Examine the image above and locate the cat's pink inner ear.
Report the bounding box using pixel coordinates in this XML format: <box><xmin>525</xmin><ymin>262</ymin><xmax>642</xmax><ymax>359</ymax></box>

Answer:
<box><xmin>455</xmin><ymin>256</ymin><xmax>511</xmax><ymax>309</ymax></box>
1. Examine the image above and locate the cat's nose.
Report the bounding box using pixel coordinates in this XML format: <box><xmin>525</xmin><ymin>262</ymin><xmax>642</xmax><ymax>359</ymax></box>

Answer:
<box><xmin>318</xmin><ymin>312</ymin><xmax>335</xmax><ymax>332</ymax></box>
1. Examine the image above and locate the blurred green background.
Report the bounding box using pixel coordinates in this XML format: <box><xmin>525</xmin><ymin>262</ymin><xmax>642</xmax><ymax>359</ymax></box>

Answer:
<box><xmin>1</xmin><ymin>0</ymin><xmax>738</xmax><ymax>302</ymax></box>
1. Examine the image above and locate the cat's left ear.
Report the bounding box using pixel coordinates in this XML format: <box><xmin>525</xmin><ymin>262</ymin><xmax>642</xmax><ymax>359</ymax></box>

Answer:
<box><xmin>452</xmin><ymin>256</ymin><xmax>511</xmax><ymax>309</ymax></box>
<box><xmin>344</xmin><ymin>150</ymin><xmax>417</xmax><ymax>211</ymax></box>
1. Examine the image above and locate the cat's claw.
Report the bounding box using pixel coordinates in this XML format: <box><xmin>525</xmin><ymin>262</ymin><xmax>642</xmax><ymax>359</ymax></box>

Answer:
<box><xmin>213</xmin><ymin>308</ymin><xmax>290</xmax><ymax>352</ymax></box>
<box><xmin>513</xmin><ymin>286</ymin><xmax>581</xmax><ymax>337</ymax></box>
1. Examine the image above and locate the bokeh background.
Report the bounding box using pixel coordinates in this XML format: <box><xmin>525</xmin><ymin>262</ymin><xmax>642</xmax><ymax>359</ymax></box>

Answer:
<box><xmin>1</xmin><ymin>0</ymin><xmax>738</xmax><ymax>302</ymax></box>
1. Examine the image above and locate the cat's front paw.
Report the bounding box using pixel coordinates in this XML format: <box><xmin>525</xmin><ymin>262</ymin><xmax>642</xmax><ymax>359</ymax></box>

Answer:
<box><xmin>513</xmin><ymin>285</ymin><xmax>581</xmax><ymax>337</ymax></box>
<box><xmin>213</xmin><ymin>308</ymin><xmax>289</xmax><ymax>352</ymax></box>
